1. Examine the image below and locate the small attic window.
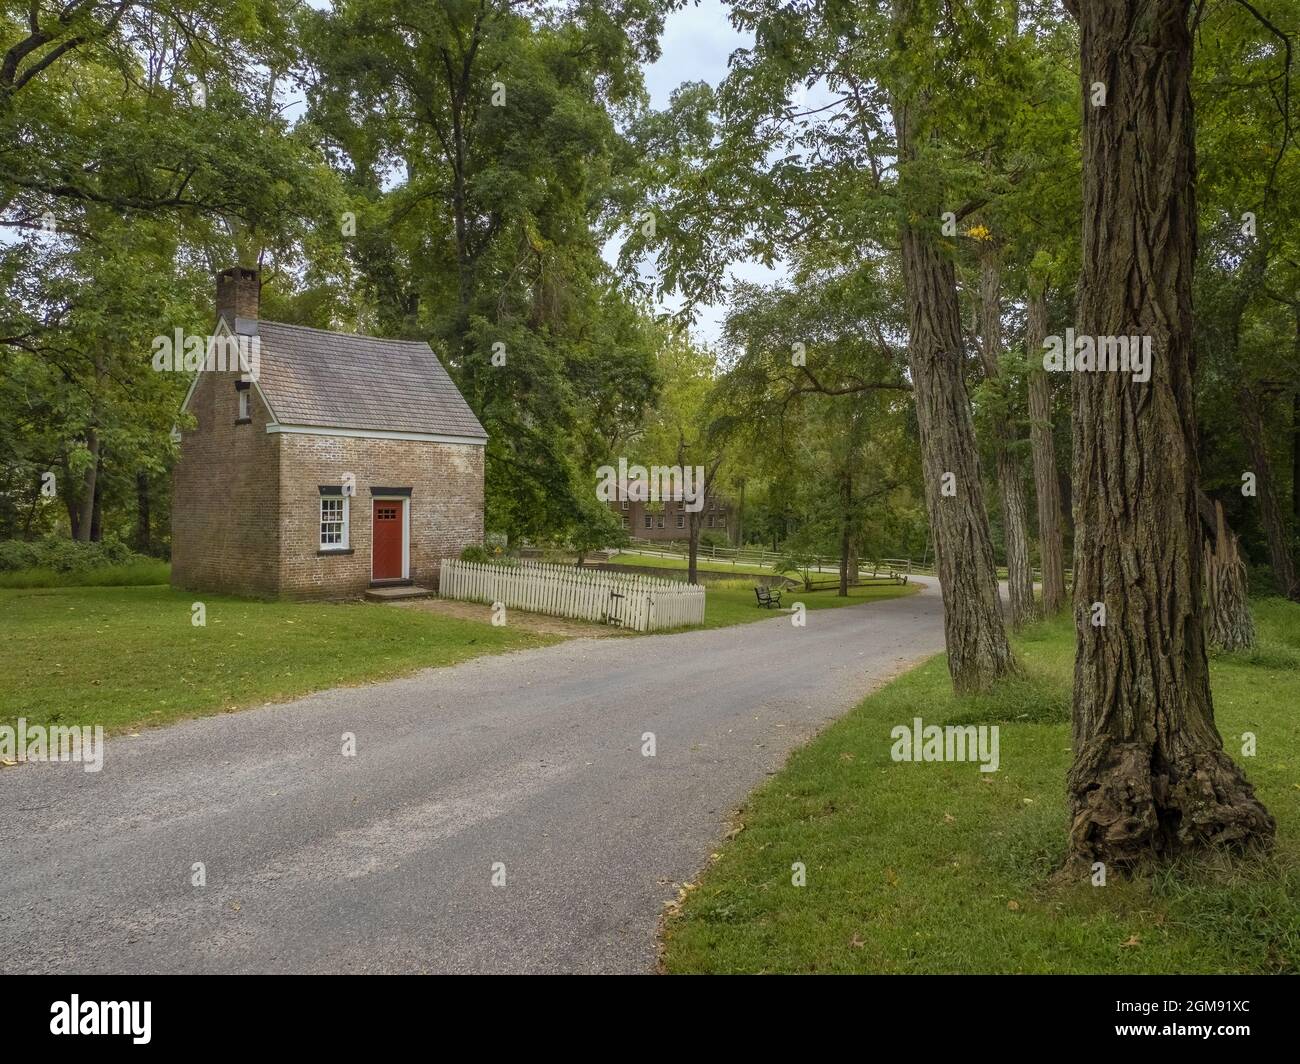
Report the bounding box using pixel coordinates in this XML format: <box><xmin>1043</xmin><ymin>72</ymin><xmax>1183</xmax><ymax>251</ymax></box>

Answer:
<box><xmin>235</xmin><ymin>380</ymin><xmax>251</xmax><ymax>423</ymax></box>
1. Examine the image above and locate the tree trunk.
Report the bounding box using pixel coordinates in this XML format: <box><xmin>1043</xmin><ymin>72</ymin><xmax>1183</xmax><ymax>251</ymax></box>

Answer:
<box><xmin>134</xmin><ymin>471</ymin><xmax>151</xmax><ymax>554</ymax></box>
<box><xmin>1066</xmin><ymin>0</ymin><xmax>1273</xmax><ymax>869</ymax></box>
<box><xmin>888</xmin><ymin>74</ymin><xmax>1015</xmax><ymax>692</ymax></box>
<box><xmin>89</xmin><ymin>456</ymin><xmax>103</xmax><ymax>542</ymax></box>
<box><xmin>838</xmin><ymin>470</ymin><xmax>853</xmax><ymax>597</ymax></box>
<box><xmin>1292</xmin><ymin>382</ymin><xmax>1299</xmax><ymax>530</ymax></box>
<box><xmin>687</xmin><ymin>513</ymin><xmax>700</xmax><ymax>585</ymax></box>
<box><xmin>74</xmin><ymin>427</ymin><xmax>99</xmax><ymax>543</ymax></box>
<box><xmin>1026</xmin><ymin>280</ymin><xmax>1068</xmax><ymax>614</ymax></box>
<box><xmin>1237</xmin><ymin>379</ymin><xmax>1297</xmax><ymax>600</ymax></box>
<box><xmin>977</xmin><ymin>243</ymin><xmax>1035</xmax><ymax>627</ymax></box>
<box><xmin>1203</xmin><ymin>500</ymin><xmax>1255</xmax><ymax>651</ymax></box>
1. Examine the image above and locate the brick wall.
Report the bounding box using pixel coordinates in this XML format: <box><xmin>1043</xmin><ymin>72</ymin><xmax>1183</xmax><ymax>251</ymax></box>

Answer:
<box><xmin>277</xmin><ymin>434</ymin><xmax>484</xmax><ymax>598</ymax></box>
<box><xmin>609</xmin><ymin>496</ymin><xmax>733</xmax><ymax>541</ymax></box>
<box><xmin>171</xmin><ymin>371</ymin><xmax>282</xmax><ymax>595</ymax></box>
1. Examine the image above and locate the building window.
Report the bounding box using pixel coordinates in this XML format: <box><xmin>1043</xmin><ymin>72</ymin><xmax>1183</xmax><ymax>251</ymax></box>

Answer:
<box><xmin>708</xmin><ymin>514</ymin><xmax>715</xmax><ymax>527</ymax></box>
<box><xmin>621</xmin><ymin>517</ymin><xmax>629</xmax><ymax>530</ymax></box>
<box><xmin>644</xmin><ymin>513</ymin><xmax>652</xmax><ymax>529</ymax></box>
<box><xmin>621</xmin><ymin>499</ymin><xmax>629</xmax><ymax>511</ymax></box>
<box><xmin>657</xmin><ymin>514</ymin><xmax>665</xmax><ymax>529</ymax></box>
<box><xmin>320</xmin><ymin>496</ymin><xmax>349</xmax><ymax>549</ymax></box>
<box><xmin>237</xmin><ymin>390</ymin><xmax>250</xmax><ymax>420</ymax></box>
<box><xmin>676</xmin><ymin>513</ymin><xmax>684</xmax><ymax>529</ymax></box>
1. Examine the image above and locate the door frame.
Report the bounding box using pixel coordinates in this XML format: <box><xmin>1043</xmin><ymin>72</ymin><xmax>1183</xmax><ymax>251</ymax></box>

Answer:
<box><xmin>370</xmin><ymin>494</ymin><xmax>410</xmax><ymax>582</ymax></box>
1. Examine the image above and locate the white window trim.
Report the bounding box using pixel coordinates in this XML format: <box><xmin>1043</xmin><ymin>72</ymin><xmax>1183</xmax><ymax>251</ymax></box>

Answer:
<box><xmin>676</xmin><ymin>513</ymin><xmax>684</xmax><ymax>528</ymax></box>
<box><xmin>370</xmin><ymin>495</ymin><xmax>410</xmax><ymax>581</ymax></box>
<box><xmin>320</xmin><ymin>495</ymin><xmax>350</xmax><ymax>551</ymax></box>
<box><xmin>237</xmin><ymin>390</ymin><xmax>251</xmax><ymax>420</ymax></box>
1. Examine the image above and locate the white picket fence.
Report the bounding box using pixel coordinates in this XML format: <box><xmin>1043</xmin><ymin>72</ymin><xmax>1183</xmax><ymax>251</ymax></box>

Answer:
<box><xmin>438</xmin><ymin>559</ymin><xmax>706</xmax><ymax>632</ymax></box>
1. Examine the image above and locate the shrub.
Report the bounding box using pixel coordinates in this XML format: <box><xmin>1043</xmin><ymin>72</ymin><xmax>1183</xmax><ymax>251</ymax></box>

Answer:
<box><xmin>459</xmin><ymin>545</ymin><xmax>493</xmax><ymax>564</ymax></box>
<box><xmin>0</xmin><ymin>537</ymin><xmax>147</xmax><ymax>573</ymax></box>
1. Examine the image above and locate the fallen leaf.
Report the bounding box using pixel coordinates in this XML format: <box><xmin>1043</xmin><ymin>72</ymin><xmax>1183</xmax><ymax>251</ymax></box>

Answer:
<box><xmin>1007</xmin><ymin>900</ymin><xmax>1020</xmax><ymax>911</ymax></box>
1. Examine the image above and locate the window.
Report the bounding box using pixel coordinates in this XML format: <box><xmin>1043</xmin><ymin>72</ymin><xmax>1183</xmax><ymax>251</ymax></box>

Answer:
<box><xmin>621</xmin><ymin>517</ymin><xmax>629</xmax><ymax>530</ymax></box>
<box><xmin>621</xmin><ymin>499</ymin><xmax>629</xmax><ymax>511</ymax></box>
<box><xmin>237</xmin><ymin>390</ymin><xmax>250</xmax><ymax>420</ymax></box>
<box><xmin>708</xmin><ymin>515</ymin><xmax>715</xmax><ymax>528</ymax></box>
<box><xmin>320</xmin><ymin>496</ymin><xmax>349</xmax><ymax>549</ymax></box>
<box><xmin>676</xmin><ymin>513</ymin><xmax>684</xmax><ymax>529</ymax></box>
<box><xmin>656</xmin><ymin>514</ymin><xmax>664</xmax><ymax>528</ymax></box>
<box><xmin>644</xmin><ymin>513</ymin><xmax>652</xmax><ymax>530</ymax></box>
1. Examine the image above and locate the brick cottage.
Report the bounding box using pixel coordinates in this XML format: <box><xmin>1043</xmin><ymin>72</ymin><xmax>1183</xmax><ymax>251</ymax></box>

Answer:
<box><xmin>170</xmin><ymin>267</ymin><xmax>486</xmax><ymax>598</ymax></box>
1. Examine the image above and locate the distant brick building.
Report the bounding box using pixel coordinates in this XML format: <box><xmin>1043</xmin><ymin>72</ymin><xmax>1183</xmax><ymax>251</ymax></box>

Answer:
<box><xmin>171</xmin><ymin>267</ymin><xmax>485</xmax><ymax>598</ymax></box>
<box><xmin>607</xmin><ymin>493</ymin><xmax>734</xmax><ymax>542</ymax></box>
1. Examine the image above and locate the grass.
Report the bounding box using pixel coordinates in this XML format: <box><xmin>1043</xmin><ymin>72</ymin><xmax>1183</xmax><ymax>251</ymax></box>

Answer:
<box><xmin>0</xmin><ymin>560</ymin><xmax>172</xmax><ymax>588</ymax></box>
<box><xmin>0</xmin><ymin>584</ymin><xmax>559</xmax><ymax>735</ymax></box>
<box><xmin>661</xmin><ymin>603</ymin><xmax>1300</xmax><ymax>974</ymax></box>
<box><xmin>681</xmin><ymin>578</ymin><xmax>920</xmax><ymax>631</ymax></box>
<box><xmin>610</xmin><ymin>551</ymin><xmax>781</xmax><ymax>578</ymax></box>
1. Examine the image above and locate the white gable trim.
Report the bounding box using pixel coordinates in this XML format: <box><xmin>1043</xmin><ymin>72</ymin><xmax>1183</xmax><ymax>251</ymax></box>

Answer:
<box><xmin>266</xmin><ymin>424</ymin><xmax>487</xmax><ymax>446</ymax></box>
<box><xmin>177</xmin><ymin>317</ymin><xmax>280</xmax><ymax>425</ymax></box>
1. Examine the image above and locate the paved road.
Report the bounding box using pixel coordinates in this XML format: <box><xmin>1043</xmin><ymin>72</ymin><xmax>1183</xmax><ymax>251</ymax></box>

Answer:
<box><xmin>0</xmin><ymin>580</ymin><xmax>945</xmax><ymax>974</ymax></box>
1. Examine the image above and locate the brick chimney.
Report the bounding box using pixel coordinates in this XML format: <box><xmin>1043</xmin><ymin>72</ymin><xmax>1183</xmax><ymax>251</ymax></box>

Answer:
<box><xmin>215</xmin><ymin>266</ymin><xmax>260</xmax><ymax>326</ymax></box>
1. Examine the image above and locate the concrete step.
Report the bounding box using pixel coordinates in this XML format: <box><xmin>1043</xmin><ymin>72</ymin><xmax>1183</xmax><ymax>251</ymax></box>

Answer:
<box><xmin>364</xmin><ymin>584</ymin><xmax>436</xmax><ymax>602</ymax></box>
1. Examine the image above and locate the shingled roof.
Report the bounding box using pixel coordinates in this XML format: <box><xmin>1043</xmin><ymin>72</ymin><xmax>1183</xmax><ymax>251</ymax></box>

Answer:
<box><xmin>252</xmin><ymin>320</ymin><xmax>486</xmax><ymax>441</ymax></box>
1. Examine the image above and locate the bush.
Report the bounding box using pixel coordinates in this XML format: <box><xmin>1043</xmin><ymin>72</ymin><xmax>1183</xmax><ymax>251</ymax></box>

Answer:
<box><xmin>459</xmin><ymin>545</ymin><xmax>493</xmax><ymax>564</ymax></box>
<box><xmin>700</xmin><ymin>531</ymin><xmax>729</xmax><ymax>550</ymax></box>
<box><xmin>0</xmin><ymin>560</ymin><xmax>171</xmax><ymax>588</ymax></box>
<box><xmin>0</xmin><ymin>537</ymin><xmax>147</xmax><ymax>573</ymax></box>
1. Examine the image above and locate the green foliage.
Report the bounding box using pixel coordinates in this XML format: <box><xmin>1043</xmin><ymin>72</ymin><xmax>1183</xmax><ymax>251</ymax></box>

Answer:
<box><xmin>0</xmin><ymin>561</ymin><xmax>171</xmax><ymax>588</ymax></box>
<box><xmin>304</xmin><ymin>0</ymin><xmax>664</xmax><ymax>543</ymax></box>
<box><xmin>0</xmin><ymin>536</ymin><xmax>150</xmax><ymax>573</ymax></box>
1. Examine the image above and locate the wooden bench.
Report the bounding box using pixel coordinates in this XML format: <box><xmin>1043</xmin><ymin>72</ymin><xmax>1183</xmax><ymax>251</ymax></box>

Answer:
<box><xmin>754</xmin><ymin>585</ymin><xmax>783</xmax><ymax>609</ymax></box>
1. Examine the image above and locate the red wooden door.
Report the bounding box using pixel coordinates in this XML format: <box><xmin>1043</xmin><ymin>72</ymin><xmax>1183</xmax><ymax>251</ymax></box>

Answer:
<box><xmin>372</xmin><ymin>499</ymin><xmax>403</xmax><ymax>579</ymax></box>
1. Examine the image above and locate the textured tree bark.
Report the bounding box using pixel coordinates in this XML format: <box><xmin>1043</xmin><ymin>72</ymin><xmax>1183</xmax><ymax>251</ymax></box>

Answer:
<box><xmin>1026</xmin><ymin>281</ymin><xmax>1068</xmax><ymax>614</ymax></box>
<box><xmin>1202</xmin><ymin>500</ymin><xmax>1255</xmax><ymax>651</ymax></box>
<box><xmin>890</xmin><ymin>95</ymin><xmax>1016</xmax><ymax>693</ymax></box>
<box><xmin>1066</xmin><ymin>0</ymin><xmax>1273</xmax><ymax>868</ymax></box>
<box><xmin>1237</xmin><ymin>378</ymin><xmax>1298</xmax><ymax>600</ymax></box>
<box><xmin>977</xmin><ymin>244</ymin><xmax>1035</xmax><ymax>626</ymax></box>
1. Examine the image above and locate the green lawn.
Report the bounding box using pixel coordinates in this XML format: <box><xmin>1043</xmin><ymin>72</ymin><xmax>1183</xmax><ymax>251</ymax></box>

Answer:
<box><xmin>0</xmin><ymin>584</ymin><xmax>559</xmax><ymax>735</ymax></box>
<box><xmin>661</xmin><ymin>601</ymin><xmax>1300</xmax><ymax>973</ymax></box>
<box><xmin>683</xmin><ymin>578</ymin><xmax>920</xmax><ymax>631</ymax></box>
